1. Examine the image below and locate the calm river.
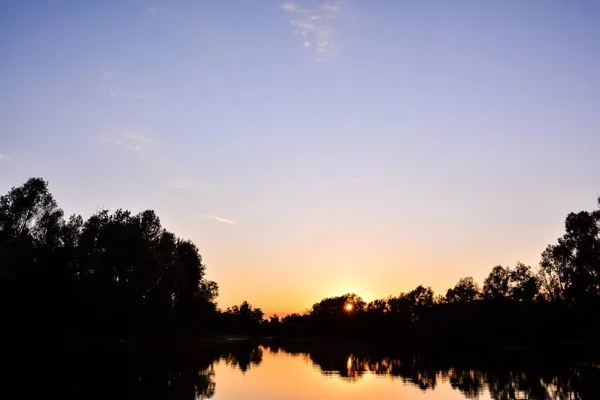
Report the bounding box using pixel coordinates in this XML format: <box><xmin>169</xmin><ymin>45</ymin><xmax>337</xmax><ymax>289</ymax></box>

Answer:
<box><xmin>32</xmin><ymin>340</ymin><xmax>599</xmax><ymax>399</ymax></box>
<box><xmin>191</xmin><ymin>342</ymin><xmax>599</xmax><ymax>399</ymax></box>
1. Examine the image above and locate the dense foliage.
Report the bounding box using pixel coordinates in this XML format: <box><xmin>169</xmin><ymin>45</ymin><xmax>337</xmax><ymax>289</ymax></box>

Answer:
<box><xmin>2</xmin><ymin>177</ymin><xmax>600</xmax><ymax>348</ymax></box>
<box><xmin>0</xmin><ymin>178</ymin><xmax>220</xmax><ymax>340</ymax></box>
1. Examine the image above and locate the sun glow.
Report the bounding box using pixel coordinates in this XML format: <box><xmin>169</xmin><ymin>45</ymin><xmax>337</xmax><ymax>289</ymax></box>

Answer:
<box><xmin>344</xmin><ymin>303</ymin><xmax>353</xmax><ymax>312</ymax></box>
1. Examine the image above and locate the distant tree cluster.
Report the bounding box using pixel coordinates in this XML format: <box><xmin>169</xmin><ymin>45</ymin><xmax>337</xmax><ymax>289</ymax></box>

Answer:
<box><xmin>264</xmin><ymin>197</ymin><xmax>600</xmax><ymax>346</ymax></box>
<box><xmin>219</xmin><ymin>301</ymin><xmax>264</xmax><ymax>335</ymax></box>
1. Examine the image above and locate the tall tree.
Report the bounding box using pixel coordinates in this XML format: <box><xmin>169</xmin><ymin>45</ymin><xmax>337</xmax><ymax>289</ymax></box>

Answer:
<box><xmin>539</xmin><ymin>199</ymin><xmax>600</xmax><ymax>303</ymax></box>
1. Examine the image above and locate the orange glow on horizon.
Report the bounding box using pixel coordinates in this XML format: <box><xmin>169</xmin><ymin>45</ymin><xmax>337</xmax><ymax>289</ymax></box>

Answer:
<box><xmin>345</xmin><ymin>303</ymin><xmax>353</xmax><ymax>312</ymax></box>
<box><xmin>209</xmin><ymin>238</ymin><xmax>544</xmax><ymax>316</ymax></box>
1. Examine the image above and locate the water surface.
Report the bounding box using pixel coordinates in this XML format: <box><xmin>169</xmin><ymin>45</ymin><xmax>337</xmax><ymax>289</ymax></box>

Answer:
<box><xmin>200</xmin><ymin>343</ymin><xmax>599</xmax><ymax>399</ymax></box>
<box><xmin>212</xmin><ymin>346</ymin><xmax>473</xmax><ymax>399</ymax></box>
<box><xmin>34</xmin><ymin>340</ymin><xmax>598</xmax><ymax>399</ymax></box>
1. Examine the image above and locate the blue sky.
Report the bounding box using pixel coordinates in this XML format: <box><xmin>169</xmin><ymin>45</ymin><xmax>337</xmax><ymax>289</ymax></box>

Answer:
<box><xmin>1</xmin><ymin>0</ymin><xmax>599</xmax><ymax>314</ymax></box>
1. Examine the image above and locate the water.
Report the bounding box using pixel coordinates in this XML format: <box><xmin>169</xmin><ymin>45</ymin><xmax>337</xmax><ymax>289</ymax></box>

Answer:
<box><xmin>193</xmin><ymin>342</ymin><xmax>599</xmax><ymax>399</ymax></box>
<box><xmin>212</xmin><ymin>345</ymin><xmax>476</xmax><ymax>399</ymax></box>
<box><xmin>25</xmin><ymin>340</ymin><xmax>600</xmax><ymax>399</ymax></box>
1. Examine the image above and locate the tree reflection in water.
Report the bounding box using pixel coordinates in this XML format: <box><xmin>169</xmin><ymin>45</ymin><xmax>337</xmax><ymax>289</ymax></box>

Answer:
<box><xmin>127</xmin><ymin>343</ymin><xmax>263</xmax><ymax>399</ymax></box>
<box><xmin>15</xmin><ymin>341</ymin><xmax>600</xmax><ymax>399</ymax></box>
<box><xmin>266</xmin><ymin>343</ymin><xmax>600</xmax><ymax>399</ymax></box>
<box><xmin>11</xmin><ymin>341</ymin><xmax>262</xmax><ymax>400</ymax></box>
<box><xmin>220</xmin><ymin>346</ymin><xmax>263</xmax><ymax>373</ymax></box>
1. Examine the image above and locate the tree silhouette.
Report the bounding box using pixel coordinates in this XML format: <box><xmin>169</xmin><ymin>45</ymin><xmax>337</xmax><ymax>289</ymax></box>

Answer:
<box><xmin>311</xmin><ymin>293</ymin><xmax>366</xmax><ymax>316</ymax></box>
<box><xmin>221</xmin><ymin>301</ymin><xmax>264</xmax><ymax>335</ymax></box>
<box><xmin>406</xmin><ymin>285</ymin><xmax>434</xmax><ymax>308</ymax></box>
<box><xmin>445</xmin><ymin>277</ymin><xmax>480</xmax><ymax>303</ymax></box>
<box><xmin>3</xmin><ymin>177</ymin><xmax>600</xmax><ymax>371</ymax></box>
<box><xmin>483</xmin><ymin>266</ymin><xmax>511</xmax><ymax>300</ymax></box>
<box><xmin>539</xmin><ymin>199</ymin><xmax>600</xmax><ymax>303</ymax></box>
<box><xmin>0</xmin><ymin>177</ymin><xmax>220</xmax><ymax>342</ymax></box>
<box><xmin>508</xmin><ymin>262</ymin><xmax>540</xmax><ymax>302</ymax></box>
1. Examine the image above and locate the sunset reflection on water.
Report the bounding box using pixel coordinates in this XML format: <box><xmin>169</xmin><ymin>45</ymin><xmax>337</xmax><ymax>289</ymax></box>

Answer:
<box><xmin>211</xmin><ymin>346</ymin><xmax>488</xmax><ymax>400</ymax></box>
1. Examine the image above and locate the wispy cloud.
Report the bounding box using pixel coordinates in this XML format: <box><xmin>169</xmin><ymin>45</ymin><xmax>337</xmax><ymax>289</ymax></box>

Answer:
<box><xmin>281</xmin><ymin>3</ymin><xmax>298</xmax><ymax>11</ymax></box>
<box><xmin>280</xmin><ymin>1</ymin><xmax>342</xmax><ymax>60</ymax></box>
<box><xmin>99</xmin><ymin>128</ymin><xmax>150</xmax><ymax>153</ymax></box>
<box><xmin>202</xmin><ymin>214</ymin><xmax>237</xmax><ymax>225</ymax></box>
<box><xmin>0</xmin><ymin>154</ymin><xmax>7</xmax><ymax>161</ymax></box>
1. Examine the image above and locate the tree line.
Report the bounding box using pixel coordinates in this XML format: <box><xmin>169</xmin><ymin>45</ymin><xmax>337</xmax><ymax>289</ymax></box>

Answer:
<box><xmin>2</xmin><ymin>177</ymin><xmax>600</xmax><ymax>348</ymax></box>
<box><xmin>0</xmin><ymin>177</ymin><xmax>263</xmax><ymax>345</ymax></box>
<box><xmin>263</xmin><ymin>195</ymin><xmax>600</xmax><ymax>346</ymax></box>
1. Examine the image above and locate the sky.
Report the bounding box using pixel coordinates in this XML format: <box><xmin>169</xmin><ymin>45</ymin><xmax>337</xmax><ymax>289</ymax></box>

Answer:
<box><xmin>1</xmin><ymin>0</ymin><xmax>600</xmax><ymax>316</ymax></box>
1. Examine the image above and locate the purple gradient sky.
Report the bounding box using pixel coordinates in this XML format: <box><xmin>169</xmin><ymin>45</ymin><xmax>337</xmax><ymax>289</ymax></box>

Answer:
<box><xmin>1</xmin><ymin>0</ymin><xmax>599</xmax><ymax>315</ymax></box>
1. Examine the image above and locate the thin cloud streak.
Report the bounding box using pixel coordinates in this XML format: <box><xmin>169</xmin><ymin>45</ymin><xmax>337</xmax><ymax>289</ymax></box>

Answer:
<box><xmin>202</xmin><ymin>214</ymin><xmax>237</xmax><ymax>225</ymax></box>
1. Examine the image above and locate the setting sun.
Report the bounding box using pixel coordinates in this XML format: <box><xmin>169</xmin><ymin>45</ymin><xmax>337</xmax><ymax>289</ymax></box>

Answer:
<box><xmin>344</xmin><ymin>303</ymin><xmax>353</xmax><ymax>312</ymax></box>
